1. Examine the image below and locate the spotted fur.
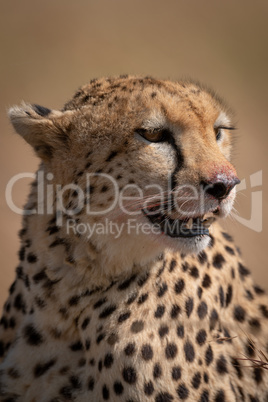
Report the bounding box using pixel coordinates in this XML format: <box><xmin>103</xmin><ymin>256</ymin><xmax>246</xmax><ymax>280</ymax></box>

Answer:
<box><xmin>1</xmin><ymin>76</ymin><xmax>268</xmax><ymax>401</ymax></box>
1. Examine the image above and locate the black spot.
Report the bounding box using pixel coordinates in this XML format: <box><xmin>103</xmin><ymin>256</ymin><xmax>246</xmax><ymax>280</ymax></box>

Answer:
<box><xmin>49</xmin><ymin>238</ymin><xmax>65</xmax><ymax>248</ymax></box>
<box><xmin>238</xmin><ymin>263</ymin><xmax>250</xmax><ymax>278</ymax></box>
<box><xmin>153</xmin><ymin>363</ymin><xmax>162</xmax><ymax>378</ymax></box>
<box><xmin>231</xmin><ymin>357</ymin><xmax>242</xmax><ymax>379</ymax></box>
<box><xmin>141</xmin><ymin>344</ymin><xmax>153</xmax><ymax>360</ymax></box>
<box><xmin>225</xmin><ymin>285</ymin><xmax>233</xmax><ymax>307</ymax></box>
<box><xmin>177</xmin><ymin>383</ymin><xmax>189</xmax><ymax>400</ymax></box>
<box><xmin>169</xmin><ymin>259</ymin><xmax>177</xmax><ymax>272</ymax></box>
<box><xmin>155</xmin><ymin>392</ymin><xmax>174</xmax><ymax>402</ymax></box>
<box><xmin>23</xmin><ymin>324</ymin><xmax>43</xmax><ymax>346</ymax></box>
<box><xmin>157</xmin><ymin>282</ymin><xmax>168</xmax><ymax>297</ymax></box>
<box><xmin>219</xmin><ymin>286</ymin><xmax>225</xmax><ymax>308</ymax></box>
<box><xmin>259</xmin><ymin>304</ymin><xmax>268</xmax><ymax>318</ymax></box>
<box><xmin>9</xmin><ymin>317</ymin><xmax>16</xmax><ymax>328</ymax></box>
<box><xmin>70</xmin><ymin>341</ymin><xmax>83</xmax><ymax>351</ymax></box>
<box><xmin>9</xmin><ymin>281</ymin><xmax>16</xmax><ymax>295</ymax></box>
<box><xmin>96</xmin><ymin>333</ymin><xmax>105</xmax><ymax>344</ymax></box>
<box><xmin>126</xmin><ymin>291</ymin><xmax>138</xmax><ymax>304</ymax></box>
<box><xmin>199</xmin><ymin>390</ymin><xmax>209</xmax><ymax>402</ymax></box>
<box><xmin>197</xmin><ymin>287</ymin><xmax>203</xmax><ymax>299</ymax></box>
<box><xmin>245</xmin><ymin>289</ymin><xmax>254</xmax><ymax>300</ymax></box>
<box><xmin>197</xmin><ymin>301</ymin><xmax>208</xmax><ymax>319</ymax></box>
<box><xmin>249</xmin><ymin>318</ymin><xmax>261</xmax><ymax>330</ymax></box>
<box><xmin>99</xmin><ymin>305</ymin><xmax>117</xmax><ymax>319</ymax></box>
<box><xmin>88</xmin><ymin>376</ymin><xmax>95</xmax><ymax>390</ymax></box>
<box><xmin>198</xmin><ymin>251</ymin><xmax>207</xmax><ymax>264</ymax></box>
<box><xmin>93</xmin><ymin>297</ymin><xmax>107</xmax><ymax>309</ymax></box>
<box><xmin>185</xmin><ymin>297</ymin><xmax>194</xmax><ymax>317</ymax></box>
<box><xmin>81</xmin><ymin>317</ymin><xmax>90</xmax><ymax>330</ymax></box>
<box><xmin>254</xmin><ymin>285</ymin><xmax>265</xmax><ymax>295</ymax></box>
<box><xmin>254</xmin><ymin>367</ymin><xmax>262</xmax><ymax>384</ymax></box>
<box><xmin>118</xmin><ymin>311</ymin><xmax>131</xmax><ymax>323</ymax></box>
<box><xmin>7</xmin><ymin>367</ymin><xmax>20</xmax><ymax>379</ymax></box>
<box><xmin>184</xmin><ymin>341</ymin><xmax>195</xmax><ymax>362</ymax></box>
<box><xmin>159</xmin><ymin>325</ymin><xmax>169</xmax><ymax>338</ymax></box>
<box><xmin>246</xmin><ymin>339</ymin><xmax>255</xmax><ymax>357</ymax></box>
<box><xmin>32</xmin><ymin>269</ymin><xmax>47</xmax><ymax>283</ymax></box>
<box><xmin>18</xmin><ymin>246</ymin><xmax>25</xmax><ymax>261</ymax></box>
<box><xmin>212</xmin><ymin>253</ymin><xmax>225</xmax><ymax>269</ymax></box>
<box><xmin>0</xmin><ymin>340</ymin><xmax>4</xmax><ymax>357</ymax></box>
<box><xmin>114</xmin><ymin>381</ymin><xmax>124</xmax><ymax>395</ymax></box>
<box><xmin>155</xmin><ymin>305</ymin><xmax>165</xmax><ymax>318</ymax></box>
<box><xmin>33</xmin><ymin>104</ymin><xmax>51</xmax><ymax>116</ymax></box>
<box><xmin>122</xmin><ymin>366</ymin><xmax>137</xmax><ymax>384</ymax></box>
<box><xmin>196</xmin><ymin>329</ymin><xmax>207</xmax><ymax>346</ymax></box>
<box><xmin>70</xmin><ymin>375</ymin><xmax>82</xmax><ymax>389</ymax></box>
<box><xmin>137</xmin><ymin>293</ymin><xmax>149</xmax><ymax>304</ymax></box>
<box><xmin>101</xmin><ymin>185</ymin><xmax>109</xmax><ymax>192</ymax></box>
<box><xmin>106</xmin><ymin>150</ymin><xmax>118</xmax><ymax>162</ymax></box>
<box><xmin>205</xmin><ymin>345</ymin><xmax>213</xmax><ymax>366</ymax></box>
<box><xmin>144</xmin><ymin>380</ymin><xmax>154</xmax><ymax>395</ymax></box>
<box><xmin>189</xmin><ymin>266</ymin><xmax>199</xmax><ymax>278</ymax></box>
<box><xmin>171</xmin><ymin>366</ymin><xmax>181</xmax><ymax>381</ymax></box>
<box><xmin>14</xmin><ymin>293</ymin><xmax>26</xmax><ymax>313</ymax></box>
<box><xmin>225</xmin><ymin>246</ymin><xmax>235</xmax><ymax>255</ymax></box>
<box><xmin>102</xmin><ymin>384</ymin><xmax>110</xmax><ymax>400</ymax></box>
<box><xmin>124</xmin><ymin>342</ymin><xmax>136</xmax><ymax>356</ymax></box>
<box><xmin>216</xmin><ymin>355</ymin><xmax>228</xmax><ymax>374</ymax></box>
<box><xmin>209</xmin><ymin>309</ymin><xmax>219</xmax><ymax>330</ymax></box>
<box><xmin>249</xmin><ymin>396</ymin><xmax>260</xmax><ymax>402</ymax></box>
<box><xmin>27</xmin><ymin>253</ymin><xmax>38</xmax><ymax>263</ymax></box>
<box><xmin>171</xmin><ymin>304</ymin><xmax>181</xmax><ymax>319</ymax></box>
<box><xmin>174</xmin><ymin>279</ymin><xmax>185</xmax><ymax>294</ymax></box>
<box><xmin>203</xmin><ymin>373</ymin><xmax>209</xmax><ymax>383</ymax></box>
<box><xmin>191</xmin><ymin>372</ymin><xmax>201</xmax><ymax>389</ymax></box>
<box><xmin>104</xmin><ymin>353</ymin><xmax>114</xmax><ymax>368</ymax></box>
<box><xmin>165</xmin><ymin>343</ymin><xmax>178</xmax><ymax>359</ymax></box>
<box><xmin>98</xmin><ymin>360</ymin><xmax>103</xmax><ymax>372</ymax></box>
<box><xmin>131</xmin><ymin>320</ymin><xmax>144</xmax><ymax>333</ymax></box>
<box><xmin>177</xmin><ymin>325</ymin><xmax>184</xmax><ymax>338</ymax></box>
<box><xmin>215</xmin><ymin>389</ymin><xmax>226</xmax><ymax>402</ymax></box>
<box><xmin>233</xmin><ymin>305</ymin><xmax>246</xmax><ymax>322</ymax></box>
<box><xmin>181</xmin><ymin>262</ymin><xmax>189</xmax><ymax>272</ymax></box>
<box><xmin>221</xmin><ymin>232</ymin><xmax>233</xmax><ymax>242</ymax></box>
<box><xmin>69</xmin><ymin>295</ymin><xmax>80</xmax><ymax>306</ymax></box>
<box><xmin>202</xmin><ymin>274</ymin><xmax>211</xmax><ymax>288</ymax></box>
<box><xmin>60</xmin><ymin>385</ymin><xmax>73</xmax><ymax>399</ymax></box>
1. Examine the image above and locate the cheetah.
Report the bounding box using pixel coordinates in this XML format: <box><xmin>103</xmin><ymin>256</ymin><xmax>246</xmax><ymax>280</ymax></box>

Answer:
<box><xmin>1</xmin><ymin>76</ymin><xmax>268</xmax><ymax>402</ymax></box>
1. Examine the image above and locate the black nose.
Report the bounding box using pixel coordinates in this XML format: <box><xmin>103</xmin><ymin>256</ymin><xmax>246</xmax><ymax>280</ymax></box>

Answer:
<box><xmin>201</xmin><ymin>178</ymin><xmax>240</xmax><ymax>200</ymax></box>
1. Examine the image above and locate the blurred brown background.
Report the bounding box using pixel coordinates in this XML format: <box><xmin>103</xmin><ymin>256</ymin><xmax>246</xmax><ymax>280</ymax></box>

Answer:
<box><xmin>1</xmin><ymin>0</ymin><xmax>267</xmax><ymax>308</ymax></box>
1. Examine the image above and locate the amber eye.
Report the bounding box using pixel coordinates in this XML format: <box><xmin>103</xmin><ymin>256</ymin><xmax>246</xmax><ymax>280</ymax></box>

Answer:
<box><xmin>136</xmin><ymin>128</ymin><xmax>167</xmax><ymax>143</ymax></box>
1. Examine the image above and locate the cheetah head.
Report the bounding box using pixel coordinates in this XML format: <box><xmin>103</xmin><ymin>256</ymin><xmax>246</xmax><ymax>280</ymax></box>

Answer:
<box><xmin>9</xmin><ymin>76</ymin><xmax>239</xmax><ymax>272</ymax></box>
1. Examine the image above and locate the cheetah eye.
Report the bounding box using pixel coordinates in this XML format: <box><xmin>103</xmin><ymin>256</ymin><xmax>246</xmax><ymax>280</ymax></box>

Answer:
<box><xmin>215</xmin><ymin>126</ymin><xmax>236</xmax><ymax>142</ymax></box>
<box><xmin>135</xmin><ymin>128</ymin><xmax>168</xmax><ymax>143</ymax></box>
<box><xmin>215</xmin><ymin>128</ymin><xmax>222</xmax><ymax>141</ymax></box>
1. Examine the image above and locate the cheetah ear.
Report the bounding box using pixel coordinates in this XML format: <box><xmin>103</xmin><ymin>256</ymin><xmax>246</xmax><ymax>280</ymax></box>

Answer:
<box><xmin>8</xmin><ymin>102</ymin><xmax>73</xmax><ymax>160</ymax></box>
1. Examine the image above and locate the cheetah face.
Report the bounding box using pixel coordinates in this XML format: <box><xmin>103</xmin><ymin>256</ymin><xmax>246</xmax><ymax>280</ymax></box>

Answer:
<box><xmin>9</xmin><ymin>76</ymin><xmax>239</xmax><ymax>259</ymax></box>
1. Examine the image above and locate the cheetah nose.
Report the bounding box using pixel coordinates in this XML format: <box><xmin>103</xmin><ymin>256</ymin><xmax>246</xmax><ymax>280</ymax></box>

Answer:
<box><xmin>201</xmin><ymin>177</ymin><xmax>240</xmax><ymax>200</ymax></box>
